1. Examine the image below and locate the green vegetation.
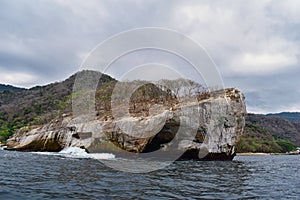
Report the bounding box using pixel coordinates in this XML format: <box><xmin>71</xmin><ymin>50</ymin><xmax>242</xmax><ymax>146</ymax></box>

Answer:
<box><xmin>0</xmin><ymin>122</ymin><xmax>15</xmax><ymax>142</ymax></box>
<box><xmin>246</xmin><ymin>113</ymin><xmax>300</xmax><ymax>147</ymax></box>
<box><xmin>236</xmin><ymin>123</ymin><xmax>297</xmax><ymax>153</ymax></box>
<box><xmin>275</xmin><ymin>139</ymin><xmax>297</xmax><ymax>153</ymax></box>
<box><xmin>0</xmin><ymin>94</ymin><xmax>67</xmax><ymax>143</ymax></box>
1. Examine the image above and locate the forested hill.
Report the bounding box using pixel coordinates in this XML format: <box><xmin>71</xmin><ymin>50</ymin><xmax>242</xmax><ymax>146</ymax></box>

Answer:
<box><xmin>266</xmin><ymin>112</ymin><xmax>300</xmax><ymax>122</ymax></box>
<box><xmin>236</xmin><ymin>113</ymin><xmax>300</xmax><ymax>153</ymax></box>
<box><xmin>0</xmin><ymin>71</ymin><xmax>115</xmax><ymax>142</ymax></box>
<box><xmin>0</xmin><ymin>84</ymin><xmax>25</xmax><ymax>92</ymax></box>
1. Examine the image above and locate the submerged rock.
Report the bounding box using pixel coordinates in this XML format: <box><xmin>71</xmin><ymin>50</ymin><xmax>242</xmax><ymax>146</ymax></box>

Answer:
<box><xmin>6</xmin><ymin>88</ymin><xmax>246</xmax><ymax>160</ymax></box>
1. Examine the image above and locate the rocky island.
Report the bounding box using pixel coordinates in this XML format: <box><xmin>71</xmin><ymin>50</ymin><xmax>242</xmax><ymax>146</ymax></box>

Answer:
<box><xmin>4</xmin><ymin>71</ymin><xmax>246</xmax><ymax>160</ymax></box>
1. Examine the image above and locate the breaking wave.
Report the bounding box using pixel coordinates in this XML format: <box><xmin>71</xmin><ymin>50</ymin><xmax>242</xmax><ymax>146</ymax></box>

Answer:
<box><xmin>33</xmin><ymin>147</ymin><xmax>115</xmax><ymax>160</ymax></box>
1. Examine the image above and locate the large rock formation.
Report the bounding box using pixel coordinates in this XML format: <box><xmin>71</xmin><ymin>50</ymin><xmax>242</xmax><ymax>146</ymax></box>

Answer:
<box><xmin>6</xmin><ymin>88</ymin><xmax>246</xmax><ymax>160</ymax></box>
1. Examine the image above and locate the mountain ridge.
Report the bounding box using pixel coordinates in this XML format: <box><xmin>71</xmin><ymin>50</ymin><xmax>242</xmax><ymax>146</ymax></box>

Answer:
<box><xmin>0</xmin><ymin>84</ymin><xmax>26</xmax><ymax>92</ymax></box>
<box><xmin>266</xmin><ymin>112</ymin><xmax>300</xmax><ymax>122</ymax></box>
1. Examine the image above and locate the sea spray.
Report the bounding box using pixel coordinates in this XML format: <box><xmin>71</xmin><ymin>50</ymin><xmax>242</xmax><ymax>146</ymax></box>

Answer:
<box><xmin>59</xmin><ymin>147</ymin><xmax>115</xmax><ymax>159</ymax></box>
<box><xmin>59</xmin><ymin>146</ymin><xmax>88</xmax><ymax>156</ymax></box>
<box><xmin>31</xmin><ymin>147</ymin><xmax>115</xmax><ymax>160</ymax></box>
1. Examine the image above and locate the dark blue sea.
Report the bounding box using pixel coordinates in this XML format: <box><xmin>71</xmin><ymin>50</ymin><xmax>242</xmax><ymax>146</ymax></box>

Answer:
<box><xmin>0</xmin><ymin>147</ymin><xmax>299</xmax><ymax>199</ymax></box>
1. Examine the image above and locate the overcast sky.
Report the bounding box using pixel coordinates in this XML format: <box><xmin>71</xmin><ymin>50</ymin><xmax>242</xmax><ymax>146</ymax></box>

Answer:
<box><xmin>0</xmin><ymin>0</ymin><xmax>300</xmax><ymax>114</ymax></box>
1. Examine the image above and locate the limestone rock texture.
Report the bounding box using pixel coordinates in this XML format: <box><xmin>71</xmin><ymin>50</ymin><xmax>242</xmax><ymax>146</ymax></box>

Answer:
<box><xmin>6</xmin><ymin>88</ymin><xmax>246</xmax><ymax>160</ymax></box>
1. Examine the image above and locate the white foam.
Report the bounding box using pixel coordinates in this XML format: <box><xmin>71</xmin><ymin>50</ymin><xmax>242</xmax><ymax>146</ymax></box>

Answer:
<box><xmin>89</xmin><ymin>153</ymin><xmax>115</xmax><ymax>160</ymax></box>
<box><xmin>59</xmin><ymin>147</ymin><xmax>116</xmax><ymax>160</ymax></box>
<box><xmin>59</xmin><ymin>147</ymin><xmax>90</xmax><ymax>158</ymax></box>
<box><xmin>32</xmin><ymin>152</ymin><xmax>60</xmax><ymax>156</ymax></box>
<box><xmin>0</xmin><ymin>146</ymin><xmax>7</xmax><ymax>150</ymax></box>
<box><xmin>31</xmin><ymin>147</ymin><xmax>115</xmax><ymax>160</ymax></box>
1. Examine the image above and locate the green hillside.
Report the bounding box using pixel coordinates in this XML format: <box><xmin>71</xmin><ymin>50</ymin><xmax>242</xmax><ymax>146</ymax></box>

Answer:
<box><xmin>0</xmin><ymin>71</ymin><xmax>115</xmax><ymax>142</ymax></box>
<box><xmin>266</xmin><ymin>112</ymin><xmax>300</xmax><ymax>122</ymax></box>
<box><xmin>236</xmin><ymin>122</ymin><xmax>297</xmax><ymax>153</ymax></box>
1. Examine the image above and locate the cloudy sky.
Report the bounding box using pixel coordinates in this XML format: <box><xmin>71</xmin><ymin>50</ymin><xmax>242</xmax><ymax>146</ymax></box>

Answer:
<box><xmin>0</xmin><ymin>0</ymin><xmax>300</xmax><ymax>113</ymax></box>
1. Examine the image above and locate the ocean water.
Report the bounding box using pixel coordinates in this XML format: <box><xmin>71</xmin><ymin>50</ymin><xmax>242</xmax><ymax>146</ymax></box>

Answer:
<box><xmin>0</xmin><ymin>147</ymin><xmax>299</xmax><ymax>199</ymax></box>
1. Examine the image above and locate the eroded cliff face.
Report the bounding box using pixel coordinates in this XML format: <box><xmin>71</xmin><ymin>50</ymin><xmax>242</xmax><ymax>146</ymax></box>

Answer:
<box><xmin>6</xmin><ymin>88</ymin><xmax>246</xmax><ymax>160</ymax></box>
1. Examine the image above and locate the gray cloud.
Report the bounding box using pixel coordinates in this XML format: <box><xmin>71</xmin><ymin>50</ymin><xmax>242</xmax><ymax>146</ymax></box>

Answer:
<box><xmin>0</xmin><ymin>0</ymin><xmax>299</xmax><ymax>113</ymax></box>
